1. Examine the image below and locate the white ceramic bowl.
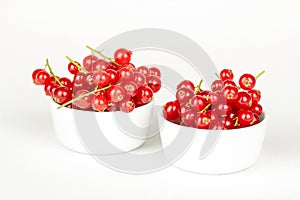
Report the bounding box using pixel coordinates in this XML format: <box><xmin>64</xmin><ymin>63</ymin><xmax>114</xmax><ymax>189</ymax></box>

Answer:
<box><xmin>159</xmin><ymin>112</ymin><xmax>267</xmax><ymax>174</ymax></box>
<box><xmin>50</xmin><ymin>100</ymin><xmax>154</xmax><ymax>155</ymax></box>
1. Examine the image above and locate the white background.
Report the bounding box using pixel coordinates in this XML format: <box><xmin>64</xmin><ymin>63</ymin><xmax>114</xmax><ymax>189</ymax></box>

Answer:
<box><xmin>1</xmin><ymin>0</ymin><xmax>300</xmax><ymax>199</ymax></box>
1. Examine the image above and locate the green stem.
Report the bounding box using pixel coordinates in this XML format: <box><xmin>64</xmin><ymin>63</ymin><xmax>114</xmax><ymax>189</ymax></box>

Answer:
<box><xmin>195</xmin><ymin>79</ymin><xmax>203</xmax><ymax>94</ymax></box>
<box><xmin>255</xmin><ymin>70</ymin><xmax>265</xmax><ymax>80</ymax></box>
<box><xmin>66</xmin><ymin>56</ymin><xmax>87</xmax><ymax>73</ymax></box>
<box><xmin>215</xmin><ymin>73</ymin><xmax>220</xmax><ymax>79</ymax></box>
<box><xmin>234</xmin><ymin>117</ymin><xmax>239</xmax><ymax>126</ymax></box>
<box><xmin>57</xmin><ymin>84</ymin><xmax>112</xmax><ymax>109</ymax></box>
<box><xmin>86</xmin><ymin>45</ymin><xmax>120</xmax><ymax>66</ymax></box>
<box><xmin>45</xmin><ymin>58</ymin><xmax>63</xmax><ymax>86</ymax></box>
<box><xmin>200</xmin><ymin>104</ymin><xmax>211</xmax><ymax>113</ymax></box>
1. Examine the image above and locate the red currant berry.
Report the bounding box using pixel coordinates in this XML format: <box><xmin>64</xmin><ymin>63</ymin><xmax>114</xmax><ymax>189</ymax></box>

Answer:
<box><xmin>235</xmin><ymin>91</ymin><xmax>252</xmax><ymax>109</ymax></box>
<box><xmin>44</xmin><ymin>83</ymin><xmax>57</xmax><ymax>96</ymax></box>
<box><xmin>118</xmin><ymin>67</ymin><xmax>134</xmax><ymax>83</ymax></box>
<box><xmin>239</xmin><ymin>73</ymin><xmax>256</xmax><ymax>90</ymax></box>
<box><xmin>122</xmin><ymin>63</ymin><xmax>135</xmax><ymax>71</ymax></box>
<box><xmin>220</xmin><ymin>69</ymin><xmax>234</xmax><ymax>81</ymax></box>
<box><xmin>92</xmin><ymin>94</ymin><xmax>108</xmax><ymax>112</ymax></box>
<box><xmin>106</xmin><ymin>69</ymin><xmax>119</xmax><ymax>85</ymax></box>
<box><xmin>96</xmin><ymin>71</ymin><xmax>111</xmax><ymax>88</ymax></box>
<box><xmin>119</xmin><ymin>98</ymin><xmax>135</xmax><ymax>113</ymax></box>
<box><xmin>182</xmin><ymin>110</ymin><xmax>197</xmax><ymax>127</ymax></box>
<box><xmin>190</xmin><ymin>95</ymin><xmax>207</xmax><ymax>112</ymax></box>
<box><xmin>222</xmin><ymin>86</ymin><xmax>239</xmax><ymax>103</ymax></box>
<box><xmin>147</xmin><ymin>75</ymin><xmax>162</xmax><ymax>93</ymax></box>
<box><xmin>211</xmin><ymin>80</ymin><xmax>223</xmax><ymax>92</ymax></box>
<box><xmin>83</xmin><ymin>55</ymin><xmax>98</xmax><ymax>72</ymax></box>
<box><xmin>123</xmin><ymin>81</ymin><xmax>138</xmax><ymax>96</ymax></box>
<box><xmin>135</xmin><ymin>85</ymin><xmax>153</xmax><ymax>104</ymax></box>
<box><xmin>133</xmin><ymin>72</ymin><xmax>146</xmax><ymax>87</ymax></box>
<box><xmin>177</xmin><ymin>80</ymin><xmax>195</xmax><ymax>91</ymax></box>
<box><xmin>68</xmin><ymin>61</ymin><xmax>80</xmax><ymax>74</ymax></box>
<box><xmin>149</xmin><ymin>67</ymin><xmax>161</xmax><ymax>77</ymax></box>
<box><xmin>59</xmin><ymin>77</ymin><xmax>72</xmax><ymax>89</ymax></box>
<box><xmin>52</xmin><ymin>86</ymin><xmax>72</xmax><ymax>105</ymax></box>
<box><xmin>33</xmin><ymin>70</ymin><xmax>50</xmax><ymax>85</ymax></box>
<box><xmin>92</xmin><ymin>59</ymin><xmax>109</xmax><ymax>72</ymax></box>
<box><xmin>215</xmin><ymin>102</ymin><xmax>232</xmax><ymax>116</ymax></box>
<box><xmin>107</xmin><ymin>101</ymin><xmax>119</xmax><ymax>112</ymax></box>
<box><xmin>32</xmin><ymin>69</ymin><xmax>43</xmax><ymax>84</ymax></box>
<box><xmin>222</xmin><ymin>80</ymin><xmax>237</xmax><ymax>88</ymax></box>
<box><xmin>221</xmin><ymin>117</ymin><xmax>235</xmax><ymax>130</ymax></box>
<box><xmin>247</xmin><ymin>89</ymin><xmax>261</xmax><ymax>105</ymax></box>
<box><xmin>195</xmin><ymin>113</ymin><xmax>211</xmax><ymax>129</ymax></box>
<box><xmin>163</xmin><ymin>100</ymin><xmax>181</xmax><ymax>121</ymax></box>
<box><xmin>114</xmin><ymin>48</ymin><xmax>132</xmax><ymax>65</ymax></box>
<box><xmin>209</xmin><ymin>92</ymin><xmax>221</xmax><ymax>105</ymax></box>
<box><xmin>176</xmin><ymin>87</ymin><xmax>194</xmax><ymax>103</ymax></box>
<box><xmin>107</xmin><ymin>85</ymin><xmax>126</xmax><ymax>103</ymax></box>
<box><xmin>136</xmin><ymin>66</ymin><xmax>149</xmax><ymax>77</ymax></box>
<box><xmin>75</xmin><ymin>89</ymin><xmax>93</xmax><ymax>110</ymax></box>
<box><xmin>251</xmin><ymin>103</ymin><xmax>263</xmax><ymax>116</ymax></box>
<box><xmin>73</xmin><ymin>72</ymin><xmax>86</xmax><ymax>91</ymax></box>
<box><xmin>238</xmin><ymin>109</ymin><xmax>255</xmax><ymax>127</ymax></box>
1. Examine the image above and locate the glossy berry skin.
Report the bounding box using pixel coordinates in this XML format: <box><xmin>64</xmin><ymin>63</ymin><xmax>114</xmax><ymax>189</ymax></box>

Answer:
<box><xmin>209</xmin><ymin>92</ymin><xmax>221</xmax><ymax>105</ymax></box>
<box><xmin>198</xmin><ymin>90</ymin><xmax>211</xmax><ymax>103</ymax></box>
<box><xmin>238</xmin><ymin>109</ymin><xmax>255</xmax><ymax>126</ymax></box>
<box><xmin>235</xmin><ymin>91</ymin><xmax>252</xmax><ymax>109</ymax></box>
<box><xmin>59</xmin><ymin>77</ymin><xmax>72</xmax><ymax>89</ymax></box>
<box><xmin>84</xmin><ymin>72</ymin><xmax>96</xmax><ymax>89</ymax></box>
<box><xmin>107</xmin><ymin>101</ymin><xmax>119</xmax><ymax>112</ymax></box>
<box><xmin>83</xmin><ymin>55</ymin><xmax>98</xmax><ymax>71</ymax></box>
<box><xmin>134</xmin><ymin>72</ymin><xmax>146</xmax><ymax>87</ymax></box>
<box><xmin>176</xmin><ymin>87</ymin><xmax>194</xmax><ymax>104</ymax></box>
<box><xmin>92</xmin><ymin>94</ymin><xmax>108</xmax><ymax>112</ymax></box>
<box><xmin>179</xmin><ymin>103</ymin><xmax>190</xmax><ymax>115</ymax></box>
<box><xmin>177</xmin><ymin>80</ymin><xmax>195</xmax><ymax>91</ymax></box>
<box><xmin>222</xmin><ymin>80</ymin><xmax>237</xmax><ymax>88</ymax></box>
<box><xmin>122</xmin><ymin>63</ymin><xmax>135</xmax><ymax>71</ymax></box>
<box><xmin>92</xmin><ymin>59</ymin><xmax>109</xmax><ymax>72</ymax></box>
<box><xmin>118</xmin><ymin>67</ymin><xmax>134</xmax><ymax>83</ymax></box>
<box><xmin>182</xmin><ymin>110</ymin><xmax>197</xmax><ymax>127</ymax></box>
<box><xmin>211</xmin><ymin>80</ymin><xmax>223</xmax><ymax>92</ymax></box>
<box><xmin>136</xmin><ymin>66</ymin><xmax>149</xmax><ymax>77</ymax></box>
<box><xmin>149</xmin><ymin>67</ymin><xmax>161</xmax><ymax>77</ymax></box>
<box><xmin>114</xmin><ymin>48</ymin><xmax>132</xmax><ymax>65</ymax></box>
<box><xmin>215</xmin><ymin>102</ymin><xmax>232</xmax><ymax>116</ymax></box>
<box><xmin>106</xmin><ymin>69</ymin><xmax>119</xmax><ymax>85</ymax></box>
<box><xmin>239</xmin><ymin>73</ymin><xmax>256</xmax><ymax>90</ymax></box>
<box><xmin>33</xmin><ymin>69</ymin><xmax>50</xmax><ymax>85</ymax></box>
<box><xmin>252</xmin><ymin>114</ymin><xmax>261</xmax><ymax>125</ymax></box>
<box><xmin>75</xmin><ymin>89</ymin><xmax>93</xmax><ymax>110</ymax></box>
<box><xmin>247</xmin><ymin>89</ymin><xmax>261</xmax><ymax>105</ymax></box>
<box><xmin>195</xmin><ymin>113</ymin><xmax>211</xmax><ymax>129</ymax></box>
<box><xmin>220</xmin><ymin>69</ymin><xmax>234</xmax><ymax>81</ymax></box>
<box><xmin>73</xmin><ymin>72</ymin><xmax>86</xmax><ymax>91</ymax></box>
<box><xmin>190</xmin><ymin>95</ymin><xmax>207</xmax><ymax>112</ymax></box>
<box><xmin>107</xmin><ymin>85</ymin><xmax>125</xmax><ymax>103</ymax></box>
<box><xmin>147</xmin><ymin>75</ymin><xmax>161</xmax><ymax>93</ymax></box>
<box><xmin>44</xmin><ymin>83</ymin><xmax>57</xmax><ymax>96</ymax></box>
<box><xmin>95</xmin><ymin>71</ymin><xmax>111</xmax><ymax>88</ymax></box>
<box><xmin>221</xmin><ymin>117</ymin><xmax>235</xmax><ymax>130</ymax></box>
<box><xmin>52</xmin><ymin>86</ymin><xmax>72</xmax><ymax>105</ymax></box>
<box><xmin>163</xmin><ymin>100</ymin><xmax>181</xmax><ymax>121</ymax></box>
<box><xmin>119</xmin><ymin>98</ymin><xmax>135</xmax><ymax>113</ymax></box>
<box><xmin>251</xmin><ymin>103</ymin><xmax>263</xmax><ymax>116</ymax></box>
<box><xmin>32</xmin><ymin>69</ymin><xmax>43</xmax><ymax>84</ymax></box>
<box><xmin>135</xmin><ymin>85</ymin><xmax>153</xmax><ymax>104</ymax></box>
<box><xmin>68</xmin><ymin>61</ymin><xmax>80</xmax><ymax>74</ymax></box>
<box><xmin>222</xmin><ymin>86</ymin><xmax>239</xmax><ymax>103</ymax></box>
<box><xmin>123</xmin><ymin>81</ymin><xmax>138</xmax><ymax>96</ymax></box>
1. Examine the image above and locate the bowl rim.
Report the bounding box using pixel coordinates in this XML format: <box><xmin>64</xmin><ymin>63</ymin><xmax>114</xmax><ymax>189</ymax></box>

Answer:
<box><xmin>159</xmin><ymin>109</ymin><xmax>267</xmax><ymax>133</ymax></box>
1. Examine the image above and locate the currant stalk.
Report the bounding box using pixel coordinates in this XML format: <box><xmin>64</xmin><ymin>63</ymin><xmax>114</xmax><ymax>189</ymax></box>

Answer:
<box><xmin>45</xmin><ymin>58</ymin><xmax>63</xmax><ymax>86</ymax></box>
<box><xmin>86</xmin><ymin>45</ymin><xmax>121</xmax><ymax>67</ymax></box>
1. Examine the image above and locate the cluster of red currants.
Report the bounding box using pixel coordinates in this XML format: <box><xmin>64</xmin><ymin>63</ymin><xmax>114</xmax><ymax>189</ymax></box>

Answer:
<box><xmin>32</xmin><ymin>46</ymin><xmax>161</xmax><ymax>113</ymax></box>
<box><xmin>163</xmin><ymin>69</ymin><xmax>265</xmax><ymax>129</ymax></box>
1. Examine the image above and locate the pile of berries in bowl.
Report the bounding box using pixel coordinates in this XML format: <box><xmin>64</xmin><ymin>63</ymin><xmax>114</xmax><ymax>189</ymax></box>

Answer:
<box><xmin>32</xmin><ymin>46</ymin><xmax>161</xmax><ymax>154</ymax></box>
<box><xmin>163</xmin><ymin>69</ymin><xmax>265</xmax><ymax>129</ymax></box>
<box><xmin>160</xmin><ymin>69</ymin><xmax>267</xmax><ymax>174</ymax></box>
